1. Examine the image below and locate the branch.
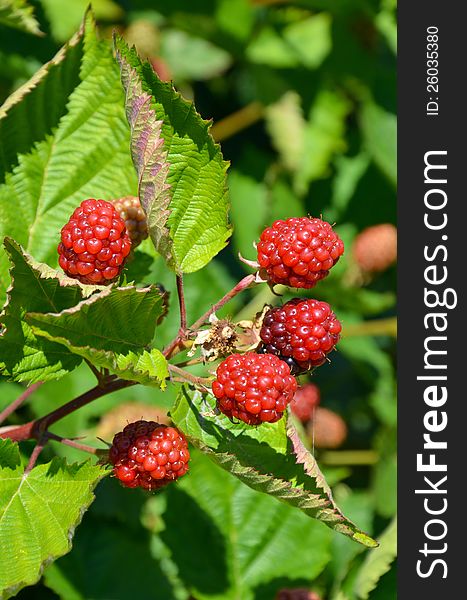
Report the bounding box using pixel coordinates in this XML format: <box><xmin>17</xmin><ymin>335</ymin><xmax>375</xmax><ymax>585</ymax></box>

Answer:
<box><xmin>0</xmin><ymin>378</ymin><xmax>136</xmax><ymax>443</ymax></box>
<box><xmin>168</xmin><ymin>364</ymin><xmax>212</xmax><ymax>388</ymax></box>
<box><xmin>0</xmin><ymin>381</ymin><xmax>43</xmax><ymax>425</ymax></box>
<box><xmin>211</xmin><ymin>102</ymin><xmax>264</xmax><ymax>142</ymax></box>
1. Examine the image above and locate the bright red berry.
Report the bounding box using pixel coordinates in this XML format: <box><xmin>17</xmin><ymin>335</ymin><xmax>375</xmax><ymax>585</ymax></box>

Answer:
<box><xmin>212</xmin><ymin>353</ymin><xmax>297</xmax><ymax>426</ymax></box>
<box><xmin>109</xmin><ymin>420</ymin><xmax>190</xmax><ymax>491</ymax></box>
<box><xmin>257</xmin><ymin>217</ymin><xmax>344</xmax><ymax>289</ymax></box>
<box><xmin>290</xmin><ymin>383</ymin><xmax>321</xmax><ymax>423</ymax></box>
<box><xmin>110</xmin><ymin>196</ymin><xmax>148</xmax><ymax>249</ymax></box>
<box><xmin>58</xmin><ymin>199</ymin><xmax>132</xmax><ymax>285</ymax></box>
<box><xmin>259</xmin><ymin>298</ymin><xmax>341</xmax><ymax>374</ymax></box>
<box><xmin>353</xmin><ymin>223</ymin><xmax>397</xmax><ymax>273</ymax></box>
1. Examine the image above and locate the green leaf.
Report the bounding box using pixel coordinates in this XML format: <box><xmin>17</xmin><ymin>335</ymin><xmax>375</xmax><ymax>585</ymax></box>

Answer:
<box><xmin>283</xmin><ymin>13</ymin><xmax>332</xmax><ymax>69</ymax></box>
<box><xmin>247</xmin><ymin>14</ymin><xmax>332</xmax><ymax>69</ymax></box>
<box><xmin>228</xmin><ymin>170</ymin><xmax>268</xmax><ymax>262</ymax></box>
<box><xmin>295</xmin><ymin>90</ymin><xmax>351</xmax><ymax>195</ymax></box>
<box><xmin>353</xmin><ymin>517</ymin><xmax>397</xmax><ymax>599</ymax></box>
<box><xmin>0</xmin><ymin>238</ymin><xmax>102</xmax><ymax>383</ymax></box>
<box><xmin>0</xmin><ymin>0</ymin><xmax>41</xmax><ymax>35</ymax></box>
<box><xmin>43</xmin><ymin>519</ymin><xmax>177</xmax><ymax>600</ymax></box>
<box><xmin>0</xmin><ymin>12</ymin><xmax>137</xmax><ymax>305</ymax></box>
<box><xmin>27</xmin><ymin>285</ymin><xmax>169</xmax><ymax>387</ymax></box>
<box><xmin>0</xmin><ymin>440</ymin><xmax>105</xmax><ymax>599</ymax></box>
<box><xmin>115</xmin><ymin>35</ymin><xmax>231</xmax><ymax>274</ymax></box>
<box><xmin>160</xmin><ymin>29</ymin><xmax>232</xmax><ymax>81</ymax></box>
<box><xmin>330</xmin><ymin>153</ymin><xmax>370</xmax><ymax>219</ymax></box>
<box><xmin>265</xmin><ymin>91</ymin><xmax>306</xmax><ymax>173</ymax></box>
<box><xmin>360</xmin><ymin>102</ymin><xmax>396</xmax><ymax>186</ymax></box>
<box><xmin>171</xmin><ymin>387</ymin><xmax>378</xmax><ymax>548</ymax></box>
<box><xmin>40</xmin><ymin>0</ymin><xmax>123</xmax><ymax>42</ymax></box>
<box><xmin>0</xmin><ymin>437</ymin><xmax>21</xmax><ymax>469</ymax></box>
<box><xmin>0</xmin><ymin>15</ymin><xmax>82</xmax><ymax>179</ymax></box>
<box><xmin>157</xmin><ymin>450</ymin><xmax>332</xmax><ymax>600</ymax></box>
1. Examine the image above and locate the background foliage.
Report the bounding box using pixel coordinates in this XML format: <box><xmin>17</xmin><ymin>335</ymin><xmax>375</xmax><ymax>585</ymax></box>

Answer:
<box><xmin>0</xmin><ymin>0</ymin><xmax>396</xmax><ymax>598</ymax></box>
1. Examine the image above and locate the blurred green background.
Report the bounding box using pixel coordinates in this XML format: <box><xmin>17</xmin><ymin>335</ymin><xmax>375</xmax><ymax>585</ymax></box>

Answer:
<box><xmin>1</xmin><ymin>1</ymin><xmax>396</xmax><ymax>598</ymax></box>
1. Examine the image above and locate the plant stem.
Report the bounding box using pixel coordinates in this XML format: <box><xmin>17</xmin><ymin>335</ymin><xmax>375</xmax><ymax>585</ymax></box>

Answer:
<box><xmin>319</xmin><ymin>449</ymin><xmax>379</xmax><ymax>466</ymax></box>
<box><xmin>176</xmin><ymin>273</ymin><xmax>187</xmax><ymax>332</ymax></box>
<box><xmin>0</xmin><ymin>378</ymin><xmax>136</xmax><ymax>443</ymax></box>
<box><xmin>0</xmin><ymin>381</ymin><xmax>43</xmax><ymax>425</ymax></box>
<box><xmin>45</xmin><ymin>432</ymin><xmax>100</xmax><ymax>455</ymax></box>
<box><xmin>24</xmin><ymin>436</ymin><xmax>47</xmax><ymax>475</ymax></box>
<box><xmin>211</xmin><ymin>102</ymin><xmax>264</xmax><ymax>142</ymax></box>
<box><xmin>168</xmin><ymin>364</ymin><xmax>212</xmax><ymax>387</ymax></box>
<box><xmin>190</xmin><ymin>274</ymin><xmax>257</xmax><ymax>332</ymax></box>
<box><xmin>344</xmin><ymin>317</ymin><xmax>397</xmax><ymax>338</ymax></box>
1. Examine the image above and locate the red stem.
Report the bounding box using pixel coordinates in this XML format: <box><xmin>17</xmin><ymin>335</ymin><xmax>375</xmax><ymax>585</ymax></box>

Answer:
<box><xmin>0</xmin><ymin>382</ymin><xmax>43</xmax><ymax>425</ymax></box>
<box><xmin>189</xmin><ymin>274</ymin><xmax>256</xmax><ymax>332</ymax></box>
<box><xmin>46</xmin><ymin>432</ymin><xmax>100</xmax><ymax>454</ymax></box>
<box><xmin>0</xmin><ymin>378</ymin><xmax>135</xmax><ymax>443</ymax></box>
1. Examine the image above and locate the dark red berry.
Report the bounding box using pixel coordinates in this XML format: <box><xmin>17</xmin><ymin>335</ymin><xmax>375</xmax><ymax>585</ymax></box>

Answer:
<box><xmin>110</xmin><ymin>196</ymin><xmax>148</xmax><ymax>248</ymax></box>
<box><xmin>58</xmin><ymin>199</ymin><xmax>132</xmax><ymax>285</ymax></box>
<box><xmin>212</xmin><ymin>353</ymin><xmax>297</xmax><ymax>426</ymax></box>
<box><xmin>257</xmin><ymin>217</ymin><xmax>344</xmax><ymax>288</ymax></box>
<box><xmin>353</xmin><ymin>223</ymin><xmax>397</xmax><ymax>273</ymax></box>
<box><xmin>109</xmin><ymin>420</ymin><xmax>190</xmax><ymax>491</ymax></box>
<box><xmin>259</xmin><ymin>298</ymin><xmax>341</xmax><ymax>373</ymax></box>
<box><xmin>276</xmin><ymin>590</ymin><xmax>321</xmax><ymax>600</ymax></box>
<box><xmin>290</xmin><ymin>383</ymin><xmax>321</xmax><ymax>423</ymax></box>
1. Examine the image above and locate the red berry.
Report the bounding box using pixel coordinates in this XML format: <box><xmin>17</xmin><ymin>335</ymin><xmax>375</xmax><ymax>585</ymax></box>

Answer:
<box><xmin>276</xmin><ymin>590</ymin><xmax>321</xmax><ymax>600</ymax></box>
<box><xmin>353</xmin><ymin>223</ymin><xmax>397</xmax><ymax>273</ymax></box>
<box><xmin>259</xmin><ymin>299</ymin><xmax>341</xmax><ymax>374</ymax></box>
<box><xmin>307</xmin><ymin>407</ymin><xmax>347</xmax><ymax>449</ymax></box>
<box><xmin>110</xmin><ymin>196</ymin><xmax>148</xmax><ymax>249</ymax></box>
<box><xmin>212</xmin><ymin>353</ymin><xmax>297</xmax><ymax>426</ymax></box>
<box><xmin>109</xmin><ymin>420</ymin><xmax>190</xmax><ymax>490</ymax></box>
<box><xmin>257</xmin><ymin>217</ymin><xmax>344</xmax><ymax>289</ymax></box>
<box><xmin>290</xmin><ymin>383</ymin><xmax>321</xmax><ymax>423</ymax></box>
<box><xmin>58</xmin><ymin>199</ymin><xmax>132</xmax><ymax>285</ymax></box>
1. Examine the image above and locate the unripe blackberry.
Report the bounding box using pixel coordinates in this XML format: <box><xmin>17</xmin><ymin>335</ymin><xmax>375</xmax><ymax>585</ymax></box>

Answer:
<box><xmin>353</xmin><ymin>223</ymin><xmax>397</xmax><ymax>273</ymax></box>
<box><xmin>307</xmin><ymin>407</ymin><xmax>347</xmax><ymax>449</ymax></box>
<box><xmin>259</xmin><ymin>299</ymin><xmax>341</xmax><ymax>374</ymax></box>
<box><xmin>58</xmin><ymin>199</ymin><xmax>132</xmax><ymax>284</ymax></box>
<box><xmin>290</xmin><ymin>383</ymin><xmax>321</xmax><ymax>423</ymax></box>
<box><xmin>110</xmin><ymin>196</ymin><xmax>148</xmax><ymax>248</ymax></box>
<box><xmin>212</xmin><ymin>353</ymin><xmax>297</xmax><ymax>425</ymax></box>
<box><xmin>257</xmin><ymin>217</ymin><xmax>344</xmax><ymax>288</ymax></box>
<box><xmin>109</xmin><ymin>420</ymin><xmax>190</xmax><ymax>491</ymax></box>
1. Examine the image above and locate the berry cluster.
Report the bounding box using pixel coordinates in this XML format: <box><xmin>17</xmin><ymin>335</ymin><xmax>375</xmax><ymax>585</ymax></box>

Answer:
<box><xmin>109</xmin><ymin>420</ymin><xmax>190</xmax><ymax>491</ymax></box>
<box><xmin>58</xmin><ymin>199</ymin><xmax>131</xmax><ymax>284</ymax></box>
<box><xmin>259</xmin><ymin>298</ymin><xmax>341</xmax><ymax>374</ymax></box>
<box><xmin>212</xmin><ymin>353</ymin><xmax>297</xmax><ymax>425</ymax></box>
<box><xmin>353</xmin><ymin>223</ymin><xmax>397</xmax><ymax>273</ymax></box>
<box><xmin>111</xmin><ymin>195</ymin><xmax>148</xmax><ymax>248</ymax></box>
<box><xmin>257</xmin><ymin>217</ymin><xmax>344</xmax><ymax>289</ymax></box>
<box><xmin>290</xmin><ymin>383</ymin><xmax>320</xmax><ymax>423</ymax></box>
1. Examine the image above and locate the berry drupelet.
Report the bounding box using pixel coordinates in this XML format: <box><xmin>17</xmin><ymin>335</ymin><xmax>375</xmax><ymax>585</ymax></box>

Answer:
<box><xmin>212</xmin><ymin>352</ymin><xmax>297</xmax><ymax>426</ymax></box>
<box><xmin>109</xmin><ymin>420</ymin><xmax>190</xmax><ymax>491</ymax></box>
<box><xmin>259</xmin><ymin>298</ymin><xmax>341</xmax><ymax>374</ymax></box>
<box><xmin>58</xmin><ymin>199</ymin><xmax>132</xmax><ymax>284</ymax></box>
<box><xmin>257</xmin><ymin>217</ymin><xmax>344</xmax><ymax>289</ymax></box>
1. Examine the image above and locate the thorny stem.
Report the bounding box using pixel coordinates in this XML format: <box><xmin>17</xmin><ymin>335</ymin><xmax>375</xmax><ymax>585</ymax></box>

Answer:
<box><xmin>211</xmin><ymin>102</ymin><xmax>264</xmax><ymax>142</ymax></box>
<box><xmin>0</xmin><ymin>381</ymin><xmax>43</xmax><ymax>426</ymax></box>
